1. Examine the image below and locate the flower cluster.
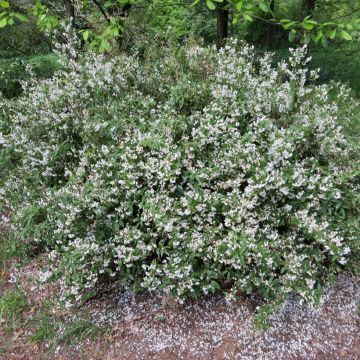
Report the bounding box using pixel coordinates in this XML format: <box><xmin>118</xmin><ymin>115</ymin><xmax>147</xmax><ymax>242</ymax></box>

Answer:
<box><xmin>1</xmin><ymin>40</ymin><xmax>359</xmax><ymax>305</ymax></box>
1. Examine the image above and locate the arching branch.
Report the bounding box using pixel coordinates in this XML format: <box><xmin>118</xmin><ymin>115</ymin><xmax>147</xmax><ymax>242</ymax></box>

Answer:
<box><xmin>92</xmin><ymin>0</ymin><xmax>111</xmax><ymax>24</ymax></box>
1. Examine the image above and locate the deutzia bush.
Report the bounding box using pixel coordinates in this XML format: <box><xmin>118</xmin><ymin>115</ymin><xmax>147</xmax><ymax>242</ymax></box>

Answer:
<box><xmin>1</xmin><ymin>39</ymin><xmax>359</xmax><ymax>309</ymax></box>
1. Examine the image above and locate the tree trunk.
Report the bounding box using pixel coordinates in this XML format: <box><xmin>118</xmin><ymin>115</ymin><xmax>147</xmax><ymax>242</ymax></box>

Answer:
<box><xmin>65</xmin><ymin>0</ymin><xmax>76</xmax><ymax>28</ymax></box>
<box><xmin>303</xmin><ymin>0</ymin><xmax>316</xmax><ymax>15</ymax></box>
<box><xmin>216</xmin><ymin>0</ymin><xmax>228</xmax><ymax>50</ymax></box>
<box><xmin>265</xmin><ymin>0</ymin><xmax>275</xmax><ymax>48</ymax></box>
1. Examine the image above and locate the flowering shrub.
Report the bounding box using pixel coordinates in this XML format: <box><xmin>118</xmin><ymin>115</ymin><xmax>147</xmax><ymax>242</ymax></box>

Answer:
<box><xmin>1</xmin><ymin>40</ymin><xmax>359</xmax><ymax>308</ymax></box>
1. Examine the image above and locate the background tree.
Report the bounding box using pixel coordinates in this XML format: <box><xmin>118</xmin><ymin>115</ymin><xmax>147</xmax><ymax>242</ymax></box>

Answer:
<box><xmin>265</xmin><ymin>0</ymin><xmax>275</xmax><ymax>48</ymax></box>
<box><xmin>216</xmin><ymin>0</ymin><xmax>228</xmax><ymax>49</ymax></box>
<box><xmin>0</xmin><ymin>0</ymin><xmax>359</xmax><ymax>99</ymax></box>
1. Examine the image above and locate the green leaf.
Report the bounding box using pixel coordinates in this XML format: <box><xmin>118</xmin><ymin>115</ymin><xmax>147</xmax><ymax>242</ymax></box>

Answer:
<box><xmin>283</xmin><ymin>21</ymin><xmax>297</xmax><ymax>29</ymax></box>
<box><xmin>302</xmin><ymin>22</ymin><xmax>314</xmax><ymax>30</ymax></box>
<box><xmin>235</xmin><ymin>0</ymin><xmax>243</xmax><ymax>11</ymax></box>
<box><xmin>191</xmin><ymin>0</ymin><xmax>201</xmax><ymax>6</ymax></box>
<box><xmin>314</xmin><ymin>30</ymin><xmax>322</xmax><ymax>41</ymax></box>
<box><xmin>14</xmin><ymin>13</ymin><xmax>28</xmax><ymax>22</ymax></box>
<box><xmin>206</xmin><ymin>0</ymin><xmax>216</xmax><ymax>10</ymax></box>
<box><xmin>339</xmin><ymin>30</ymin><xmax>352</xmax><ymax>41</ymax></box>
<box><xmin>243</xmin><ymin>13</ymin><xmax>253</xmax><ymax>22</ymax></box>
<box><xmin>0</xmin><ymin>17</ymin><xmax>7</xmax><ymax>28</ymax></box>
<box><xmin>82</xmin><ymin>29</ymin><xmax>90</xmax><ymax>41</ymax></box>
<box><xmin>259</xmin><ymin>2</ymin><xmax>268</xmax><ymax>13</ymax></box>
<box><xmin>0</xmin><ymin>1</ymin><xmax>9</xmax><ymax>8</ymax></box>
<box><xmin>326</xmin><ymin>29</ymin><xmax>336</xmax><ymax>39</ymax></box>
<box><xmin>305</xmin><ymin>19</ymin><xmax>318</xmax><ymax>25</ymax></box>
<box><xmin>244</xmin><ymin>3</ymin><xmax>253</xmax><ymax>10</ymax></box>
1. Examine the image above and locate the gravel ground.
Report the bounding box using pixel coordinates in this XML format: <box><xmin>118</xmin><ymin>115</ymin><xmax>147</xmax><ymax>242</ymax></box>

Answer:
<box><xmin>81</xmin><ymin>273</ymin><xmax>360</xmax><ymax>360</ymax></box>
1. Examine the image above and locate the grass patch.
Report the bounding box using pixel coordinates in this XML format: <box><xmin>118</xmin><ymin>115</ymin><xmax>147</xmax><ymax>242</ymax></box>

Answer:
<box><xmin>0</xmin><ymin>232</ymin><xmax>29</xmax><ymax>287</ymax></box>
<box><xmin>27</xmin><ymin>299</ymin><xmax>110</xmax><ymax>348</ymax></box>
<box><xmin>29</xmin><ymin>313</ymin><xmax>57</xmax><ymax>344</ymax></box>
<box><xmin>58</xmin><ymin>319</ymin><xmax>110</xmax><ymax>345</ymax></box>
<box><xmin>0</xmin><ymin>289</ymin><xmax>28</xmax><ymax>330</ymax></box>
